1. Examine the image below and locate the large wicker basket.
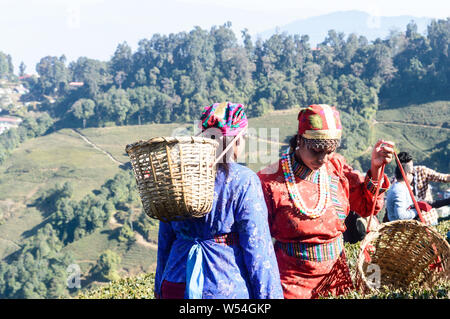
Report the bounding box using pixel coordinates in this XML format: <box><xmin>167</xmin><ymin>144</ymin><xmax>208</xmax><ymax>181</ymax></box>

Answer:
<box><xmin>356</xmin><ymin>220</ymin><xmax>450</xmax><ymax>293</ymax></box>
<box><xmin>125</xmin><ymin>136</ymin><xmax>219</xmax><ymax>222</ymax></box>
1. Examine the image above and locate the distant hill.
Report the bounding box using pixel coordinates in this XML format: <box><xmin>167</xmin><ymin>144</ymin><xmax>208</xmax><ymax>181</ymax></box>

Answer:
<box><xmin>256</xmin><ymin>10</ymin><xmax>433</xmax><ymax>45</ymax></box>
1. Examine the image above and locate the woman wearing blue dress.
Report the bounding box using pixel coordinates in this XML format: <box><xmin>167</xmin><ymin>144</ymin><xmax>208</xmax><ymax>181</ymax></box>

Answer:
<box><xmin>154</xmin><ymin>102</ymin><xmax>283</xmax><ymax>299</ymax></box>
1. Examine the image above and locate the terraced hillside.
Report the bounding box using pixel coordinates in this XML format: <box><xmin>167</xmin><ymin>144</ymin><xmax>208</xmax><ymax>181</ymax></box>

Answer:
<box><xmin>0</xmin><ymin>101</ymin><xmax>448</xmax><ymax>296</ymax></box>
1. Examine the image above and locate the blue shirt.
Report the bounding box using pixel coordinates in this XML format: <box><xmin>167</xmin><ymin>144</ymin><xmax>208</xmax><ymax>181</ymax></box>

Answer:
<box><xmin>155</xmin><ymin>163</ymin><xmax>283</xmax><ymax>299</ymax></box>
<box><xmin>386</xmin><ymin>181</ymin><xmax>418</xmax><ymax>221</ymax></box>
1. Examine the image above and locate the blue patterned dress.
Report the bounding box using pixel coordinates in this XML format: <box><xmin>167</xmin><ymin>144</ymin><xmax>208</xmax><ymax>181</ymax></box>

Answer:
<box><xmin>154</xmin><ymin>163</ymin><xmax>283</xmax><ymax>299</ymax></box>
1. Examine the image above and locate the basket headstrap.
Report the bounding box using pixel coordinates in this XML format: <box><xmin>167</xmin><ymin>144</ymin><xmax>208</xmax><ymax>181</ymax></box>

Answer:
<box><xmin>213</xmin><ymin>127</ymin><xmax>247</xmax><ymax>166</ymax></box>
<box><xmin>393</xmin><ymin>151</ymin><xmax>425</xmax><ymax>223</ymax></box>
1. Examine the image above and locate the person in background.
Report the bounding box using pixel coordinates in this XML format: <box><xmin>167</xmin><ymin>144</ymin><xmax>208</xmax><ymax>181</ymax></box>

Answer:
<box><xmin>396</xmin><ymin>151</ymin><xmax>450</xmax><ymax>204</ymax></box>
<box><xmin>154</xmin><ymin>102</ymin><xmax>283</xmax><ymax>299</ymax></box>
<box><xmin>257</xmin><ymin>104</ymin><xmax>394</xmax><ymax>299</ymax></box>
<box><xmin>385</xmin><ymin>152</ymin><xmax>417</xmax><ymax>222</ymax></box>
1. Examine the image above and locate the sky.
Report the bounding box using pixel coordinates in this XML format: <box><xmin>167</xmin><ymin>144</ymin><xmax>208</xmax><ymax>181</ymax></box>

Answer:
<box><xmin>1</xmin><ymin>0</ymin><xmax>449</xmax><ymax>74</ymax></box>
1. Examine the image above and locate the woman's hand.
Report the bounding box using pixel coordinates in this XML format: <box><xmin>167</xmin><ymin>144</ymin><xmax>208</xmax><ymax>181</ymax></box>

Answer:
<box><xmin>371</xmin><ymin>139</ymin><xmax>395</xmax><ymax>180</ymax></box>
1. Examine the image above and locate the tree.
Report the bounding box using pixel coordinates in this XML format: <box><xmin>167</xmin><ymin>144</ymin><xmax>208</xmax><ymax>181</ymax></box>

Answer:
<box><xmin>241</xmin><ymin>28</ymin><xmax>254</xmax><ymax>58</ymax></box>
<box><xmin>110</xmin><ymin>42</ymin><xmax>133</xmax><ymax>76</ymax></box>
<box><xmin>426</xmin><ymin>18</ymin><xmax>450</xmax><ymax>98</ymax></box>
<box><xmin>36</xmin><ymin>55</ymin><xmax>69</xmax><ymax>96</ymax></box>
<box><xmin>133</xmin><ymin>211</ymin><xmax>157</xmax><ymax>241</ymax></box>
<box><xmin>69</xmin><ymin>57</ymin><xmax>111</xmax><ymax>98</ymax></box>
<box><xmin>114</xmin><ymin>71</ymin><xmax>127</xmax><ymax>89</ymax></box>
<box><xmin>35</xmin><ymin>182</ymin><xmax>74</xmax><ymax>216</ymax></box>
<box><xmin>19</xmin><ymin>62</ymin><xmax>26</xmax><ymax>77</ymax></box>
<box><xmin>379</xmin><ymin>21</ymin><xmax>432</xmax><ymax>101</ymax></box>
<box><xmin>35</xmin><ymin>112</ymin><xmax>55</xmax><ymax>135</ymax></box>
<box><xmin>221</xmin><ymin>47</ymin><xmax>256</xmax><ymax>90</ymax></box>
<box><xmin>134</xmin><ymin>67</ymin><xmax>147</xmax><ymax>85</ymax></box>
<box><xmin>363</xmin><ymin>41</ymin><xmax>397</xmax><ymax>85</ymax></box>
<box><xmin>71</xmin><ymin>98</ymin><xmax>95</xmax><ymax>128</ymax></box>
<box><xmin>0</xmin><ymin>52</ymin><xmax>14</xmax><ymax>79</ymax></box>
<box><xmin>0</xmin><ymin>224</ymin><xmax>74</xmax><ymax>298</ymax></box>
<box><xmin>90</xmin><ymin>250</ymin><xmax>121</xmax><ymax>282</ymax></box>
<box><xmin>96</xmin><ymin>87</ymin><xmax>131</xmax><ymax>125</ymax></box>
<box><xmin>118</xmin><ymin>223</ymin><xmax>136</xmax><ymax>246</ymax></box>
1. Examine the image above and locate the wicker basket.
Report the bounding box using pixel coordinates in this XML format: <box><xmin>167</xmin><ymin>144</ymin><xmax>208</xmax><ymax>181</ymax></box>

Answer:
<box><xmin>125</xmin><ymin>136</ymin><xmax>219</xmax><ymax>222</ymax></box>
<box><xmin>356</xmin><ymin>220</ymin><xmax>450</xmax><ymax>293</ymax></box>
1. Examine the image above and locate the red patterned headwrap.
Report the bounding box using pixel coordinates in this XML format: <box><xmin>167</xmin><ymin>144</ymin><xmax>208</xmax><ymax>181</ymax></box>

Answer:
<box><xmin>298</xmin><ymin>104</ymin><xmax>342</xmax><ymax>140</ymax></box>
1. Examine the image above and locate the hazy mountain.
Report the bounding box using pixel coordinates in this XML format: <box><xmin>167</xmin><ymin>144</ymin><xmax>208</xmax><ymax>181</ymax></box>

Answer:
<box><xmin>256</xmin><ymin>10</ymin><xmax>433</xmax><ymax>45</ymax></box>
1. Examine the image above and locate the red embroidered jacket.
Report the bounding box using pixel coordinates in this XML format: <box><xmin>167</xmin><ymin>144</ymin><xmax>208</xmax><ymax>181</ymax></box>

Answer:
<box><xmin>257</xmin><ymin>152</ymin><xmax>390</xmax><ymax>244</ymax></box>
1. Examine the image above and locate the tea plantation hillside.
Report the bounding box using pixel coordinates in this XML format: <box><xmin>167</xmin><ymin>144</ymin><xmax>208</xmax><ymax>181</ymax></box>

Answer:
<box><xmin>0</xmin><ymin>101</ymin><xmax>449</xmax><ymax>298</ymax></box>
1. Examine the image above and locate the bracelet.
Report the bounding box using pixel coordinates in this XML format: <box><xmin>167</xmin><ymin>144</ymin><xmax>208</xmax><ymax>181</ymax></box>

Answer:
<box><xmin>366</xmin><ymin>176</ymin><xmax>385</xmax><ymax>195</ymax></box>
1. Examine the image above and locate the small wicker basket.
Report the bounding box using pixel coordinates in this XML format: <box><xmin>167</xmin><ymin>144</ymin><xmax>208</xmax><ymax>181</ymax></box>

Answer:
<box><xmin>356</xmin><ymin>220</ymin><xmax>450</xmax><ymax>293</ymax></box>
<box><xmin>125</xmin><ymin>136</ymin><xmax>219</xmax><ymax>222</ymax></box>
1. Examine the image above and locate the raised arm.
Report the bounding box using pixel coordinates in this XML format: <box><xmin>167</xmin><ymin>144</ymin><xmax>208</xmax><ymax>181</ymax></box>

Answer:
<box><xmin>421</xmin><ymin>166</ymin><xmax>450</xmax><ymax>183</ymax></box>
<box><xmin>346</xmin><ymin>140</ymin><xmax>394</xmax><ymax>217</ymax></box>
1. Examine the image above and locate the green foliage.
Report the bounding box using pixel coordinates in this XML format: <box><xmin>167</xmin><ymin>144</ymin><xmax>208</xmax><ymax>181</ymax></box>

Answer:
<box><xmin>89</xmin><ymin>249</ymin><xmax>122</xmax><ymax>282</ymax></box>
<box><xmin>0</xmin><ymin>224</ymin><xmax>74</xmax><ymax>299</ymax></box>
<box><xmin>34</xmin><ymin>182</ymin><xmax>74</xmax><ymax>214</ymax></box>
<box><xmin>35</xmin><ymin>55</ymin><xmax>70</xmax><ymax>96</ymax></box>
<box><xmin>68</xmin><ymin>57</ymin><xmax>111</xmax><ymax>98</ymax></box>
<box><xmin>19</xmin><ymin>19</ymin><xmax>449</xmax><ymax>129</ymax></box>
<box><xmin>338</xmin><ymin>110</ymin><xmax>373</xmax><ymax>170</ymax></box>
<box><xmin>3</xmin><ymin>18</ymin><xmax>449</xmax><ymax>169</ymax></box>
<box><xmin>76</xmin><ymin>220</ymin><xmax>450</xmax><ymax>299</ymax></box>
<box><xmin>100</xmin><ymin>170</ymin><xmax>140</xmax><ymax>207</ymax></box>
<box><xmin>96</xmin><ymin>87</ymin><xmax>131</xmax><ymax>125</ymax></box>
<box><xmin>334</xmin><ymin>280</ymin><xmax>450</xmax><ymax>299</ymax></box>
<box><xmin>0</xmin><ymin>112</ymin><xmax>55</xmax><ymax>165</ymax></box>
<box><xmin>380</xmin><ymin>19</ymin><xmax>450</xmax><ymax>103</ymax></box>
<box><xmin>117</xmin><ymin>223</ymin><xmax>136</xmax><ymax>245</ymax></box>
<box><xmin>76</xmin><ymin>272</ymin><xmax>155</xmax><ymax>299</ymax></box>
<box><xmin>32</xmin><ymin>170</ymin><xmax>139</xmax><ymax>246</ymax></box>
<box><xmin>0</xmin><ymin>51</ymin><xmax>14</xmax><ymax>80</ymax></box>
<box><xmin>70</xmin><ymin>98</ymin><xmax>95</xmax><ymax>127</ymax></box>
<box><xmin>14</xmin><ymin>18</ymin><xmax>446</xmax><ymax>136</ymax></box>
<box><xmin>374</xmin><ymin>102</ymin><xmax>450</xmax><ymax>176</ymax></box>
<box><xmin>35</xmin><ymin>182</ymin><xmax>110</xmax><ymax>244</ymax></box>
<box><xmin>133</xmin><ymin>211</ymin><xmax>158</xmax><ymax>241</ymax></box>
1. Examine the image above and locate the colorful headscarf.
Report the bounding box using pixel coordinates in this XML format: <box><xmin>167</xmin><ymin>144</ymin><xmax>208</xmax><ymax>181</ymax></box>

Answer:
<box><xmin>298</xmin><ymin>104</ymin><xmax>342</xmax><ymax>140</ymax></box>
<box><xmin>200</xmin><ymin>102</ymin><xmax>248</xmax><ymax>137</ymax></box>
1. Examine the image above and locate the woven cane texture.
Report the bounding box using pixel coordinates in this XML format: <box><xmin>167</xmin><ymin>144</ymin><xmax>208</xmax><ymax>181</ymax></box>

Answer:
<box><xmin>356</xmin><ymin>220</ymin><xmax>450</xmax><ymax>292</ymax></box>
<box><xmin>125</xmin><ymin>136</ymin><xmax>218</xmax><ymax>222</ymax></box>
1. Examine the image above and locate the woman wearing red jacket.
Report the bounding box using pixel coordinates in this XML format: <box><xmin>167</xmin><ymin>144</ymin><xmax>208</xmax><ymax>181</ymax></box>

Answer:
<box><xmin>257</xmin><ymin>104</ymin><xmax>394</xmax><ymax>299</ymax></box>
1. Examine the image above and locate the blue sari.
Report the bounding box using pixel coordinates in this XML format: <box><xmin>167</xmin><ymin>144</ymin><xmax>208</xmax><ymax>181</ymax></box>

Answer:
<box><xmin>154</xmin><ymin>163</ymin><xmax>283</xmax><ymax>299</ymax></box>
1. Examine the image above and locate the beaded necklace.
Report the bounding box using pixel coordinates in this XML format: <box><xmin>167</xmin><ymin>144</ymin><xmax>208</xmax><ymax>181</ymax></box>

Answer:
<box><xmin>281</xmin><ymin>151</ymin><xmax>330</xmax><ymax>218</ymax></box>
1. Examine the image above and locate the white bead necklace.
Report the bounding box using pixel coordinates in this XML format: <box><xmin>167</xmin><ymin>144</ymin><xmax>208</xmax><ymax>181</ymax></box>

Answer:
<box><xmin>281</xmin><ymin>151</ymin><xmax>330</xmax><ymax>218</ymax></box>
